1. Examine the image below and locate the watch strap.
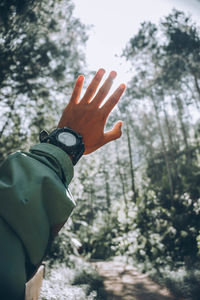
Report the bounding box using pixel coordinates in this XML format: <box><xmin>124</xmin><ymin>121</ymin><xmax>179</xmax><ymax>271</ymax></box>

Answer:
<box><xmin>39</xmin><ymin>128</ymin><xmax>85</xmax><ymax>165</ymax></box>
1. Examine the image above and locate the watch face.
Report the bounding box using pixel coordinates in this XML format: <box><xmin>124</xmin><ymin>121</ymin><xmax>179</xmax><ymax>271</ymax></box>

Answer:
<box><xmin>58</xmin><ymin>132</ymin><xmax>77</xmax><ymax>146</ymax></box>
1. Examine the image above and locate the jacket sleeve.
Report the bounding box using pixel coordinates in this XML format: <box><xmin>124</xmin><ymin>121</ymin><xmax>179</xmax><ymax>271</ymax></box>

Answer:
<box><xmin>0</xmin><ymin>143</ymin><xmax>75</xmax><ymax>266</ymax></box>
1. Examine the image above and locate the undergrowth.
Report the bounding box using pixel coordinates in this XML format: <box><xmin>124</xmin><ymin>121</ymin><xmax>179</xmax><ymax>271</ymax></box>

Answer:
<box><xmin>149</xmin><ymin>265</ymin><xmax>200</xmax><ymax>300</ymax></box>
<box><xmin>39</xmin><ymin>256</ymin><xmax>106</xmax><ymax>300</ymax></box>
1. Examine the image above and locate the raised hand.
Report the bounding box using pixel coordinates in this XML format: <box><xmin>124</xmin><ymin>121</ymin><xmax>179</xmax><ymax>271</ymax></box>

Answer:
<box><xmin>58</xmin><ymin>68</ymin><xmax>126</xmax><ymax>154</ymax></box>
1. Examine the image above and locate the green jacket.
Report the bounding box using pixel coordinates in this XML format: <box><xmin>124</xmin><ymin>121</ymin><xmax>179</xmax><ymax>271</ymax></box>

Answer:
<box><xmin>0</xmin><ymin>143</ymin><xmax>75</xmax><ymax>266</ymax></box>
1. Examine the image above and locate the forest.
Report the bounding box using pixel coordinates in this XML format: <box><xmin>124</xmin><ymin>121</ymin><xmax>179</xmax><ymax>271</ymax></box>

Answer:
<box><xmin>0</xmin><ymin>0</ymin><xmax>200</xmax><ymax>299</ymax></box>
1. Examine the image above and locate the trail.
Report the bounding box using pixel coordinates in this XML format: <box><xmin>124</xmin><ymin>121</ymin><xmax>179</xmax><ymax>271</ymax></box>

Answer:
<box><xmin>92</xmin><ymin>260</ymin><xmax>185</xmax><ymax>300</ymax></box>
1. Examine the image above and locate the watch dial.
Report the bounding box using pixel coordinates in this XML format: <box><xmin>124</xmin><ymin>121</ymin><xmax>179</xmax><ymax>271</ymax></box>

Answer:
<box><xmin>58</xmin><ymin>132</ymin><xmax>76</xmax><ymax>146</ymax></box>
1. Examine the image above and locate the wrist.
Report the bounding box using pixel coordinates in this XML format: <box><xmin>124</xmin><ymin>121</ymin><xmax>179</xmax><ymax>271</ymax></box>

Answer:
<box><xmin>39</xmin><ymin>127</ymin><xmax>85</xmax><ymax>165</ymax></box>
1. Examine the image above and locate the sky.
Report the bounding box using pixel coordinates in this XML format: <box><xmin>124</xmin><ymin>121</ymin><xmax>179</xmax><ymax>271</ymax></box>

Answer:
<box><xmin>73</xmin><ymin>0</ymin><xmax>200</xmax><ymax>90</ymax></box>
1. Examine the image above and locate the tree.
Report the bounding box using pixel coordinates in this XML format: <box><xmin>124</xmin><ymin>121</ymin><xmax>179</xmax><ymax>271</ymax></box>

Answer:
<box><xmin>122</xmin><ymin>10</ymin><xmax>200</xmax><ymax>267</ymax></box>
<box><xmin>0</xmin><ymin>0</ymin><xmax>88</xmax><ymax>162</ymax></box>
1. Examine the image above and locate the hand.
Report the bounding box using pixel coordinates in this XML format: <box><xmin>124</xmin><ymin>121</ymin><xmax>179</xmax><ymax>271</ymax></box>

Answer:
<box><xmin>57</xmin><ymin>69</ymin><xmax>126</xmax><ymax>154</ymax></box>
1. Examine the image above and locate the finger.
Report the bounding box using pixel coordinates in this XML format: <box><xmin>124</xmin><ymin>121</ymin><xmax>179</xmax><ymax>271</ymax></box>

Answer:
<box><xmin>103</xmin><ymin>121</ymin><xmax>123</xmax><ymax>144</ymax></box>
<box><xmin>69</xmin><ymin>75</ymin><xmax>84</xmax><ymax>104</ymax></box>
<box><xmin>80</xmin><ymin>68</ymin><xmax>105</xmax><ymax>104</ymax></box>
<box><xmin>101</xmin><ymin>83</ymin><xmax>126</xmax><ymax>116</ymax></box>
<box><xmin>91</xmin><ymin>71</ymin><xmax>117</xmax><ymax>107</ymax></box>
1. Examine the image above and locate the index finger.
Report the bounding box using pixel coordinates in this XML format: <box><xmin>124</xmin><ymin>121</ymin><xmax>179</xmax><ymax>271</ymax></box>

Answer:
<box><xmin>69</xmin><ymin>75</ymin><xmax>84</xmax><ymax>104</ymax></box>
<box><xmin>101</xmin><ymin>83</ymin><xmax>126</xmax><ymax>116</ymax></box>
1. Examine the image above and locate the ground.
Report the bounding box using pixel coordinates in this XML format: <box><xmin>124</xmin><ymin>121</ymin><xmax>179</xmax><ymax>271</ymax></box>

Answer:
<box><xmin>92</xmin><ymin>260</ymin><xmax>185</xmax><ymax>300</ymax></box>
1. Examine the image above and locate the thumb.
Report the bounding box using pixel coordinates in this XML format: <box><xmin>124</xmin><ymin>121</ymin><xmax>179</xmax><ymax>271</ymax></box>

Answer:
<box><xmin>104</xmin><ymin>121</ymin><xmax>123</xmax><ymax>144</ymax></box>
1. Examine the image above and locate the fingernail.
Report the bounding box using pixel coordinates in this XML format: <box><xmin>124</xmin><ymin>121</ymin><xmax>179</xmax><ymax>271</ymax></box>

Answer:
<box><xmin>98</xmin><ymin>68</ymin><xmax>106</xmax><ymax>75</ymax></box>
<box><xmin>110</xmin><ymin>71</ymin><xmax>117</xmax><ymax>79</ymax></box>
<box><xmin>77</xmin><ymin>75</ymin><xmax>84</xmax><ymax>81</ymax></box>
<box><xmin>119</xmin><ymin>83</ymin><xmax>126</xmax><ymax>90</ymax></box>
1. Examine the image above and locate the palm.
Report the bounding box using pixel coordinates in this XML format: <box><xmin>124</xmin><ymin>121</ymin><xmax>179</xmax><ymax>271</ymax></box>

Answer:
<box><xmin>58</xmin><ymin>69</ymin><xmax>125</xmax><ymax>154</ymax></box>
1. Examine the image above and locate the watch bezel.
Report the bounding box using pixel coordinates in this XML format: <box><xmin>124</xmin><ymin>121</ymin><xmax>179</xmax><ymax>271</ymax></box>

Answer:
<box><xmin>40</xmin><ymin>127</ymin><xmax>85</xmax><ymax>165</ymax></box>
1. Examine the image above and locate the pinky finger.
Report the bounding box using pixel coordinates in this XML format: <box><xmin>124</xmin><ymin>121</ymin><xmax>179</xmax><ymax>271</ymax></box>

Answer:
<box><xmin>69</xmin><ymin>75</ymin><xmax>84</xmax><ymax>104</ymax></box>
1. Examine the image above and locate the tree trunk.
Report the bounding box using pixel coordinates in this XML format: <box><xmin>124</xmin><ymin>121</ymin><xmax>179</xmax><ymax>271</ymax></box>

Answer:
<box><xmin>0</xmin><ymin>98</ymin><xmax>15</xmax><ymax>139</ymax></box>
<box><xmin>174</xmin><ymin>95</ymin><xmax>189</xmax><ymax>153</ymax></box>
<box><xmin>162</xmin><ymin>102</ymin><xmax>179</xmax><ymax>179</ymax></box>
<box><xmin>142</xmin><ymin>113</ymin><xmax>156</xmax><ymax>161</ymax></box>
<box><xmin>125</xmin><ymin>120</ymin><xmax>137</xmax><ymax>203</ymax></box>
<box><xmin>89</xmin><ymin>184</ymin><xmax>95</xmax><ymax>220</ymax></box>
<box><xmin>194</xmin><ymin>74</ymin><xmax>200</xmax><ymax>102</ymax></box>
<box><xmin>115</xmin><ymin>143</ymin><xmax>128</xmax><ymax>220</ymax></box>
<box><xmin>184</xmin><ymin>79</ymin><xmax>200</xmax><ymax>111</ymax></box>
<box><xmin>151</xmin><ymin>96</ymin><xmax>174</xmax><ymax>197</ymax></box>
<box><xmin>103</xmin><ymin>166</ymin><xmax>111</xmax><ymax>212</ymax></box>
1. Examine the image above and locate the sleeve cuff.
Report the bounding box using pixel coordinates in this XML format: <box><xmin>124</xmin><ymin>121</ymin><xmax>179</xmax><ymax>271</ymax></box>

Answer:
<box><xmin>29</xmin><ymin>143</ymin><xmax>74</xmax><ymax>186</ymax></box>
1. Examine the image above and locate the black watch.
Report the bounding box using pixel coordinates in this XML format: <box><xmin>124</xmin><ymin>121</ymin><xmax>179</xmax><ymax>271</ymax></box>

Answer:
<box><xmin>39</xmin><ymin>127</ymin><xmax>85</xmax><ymax>165</ymax></box>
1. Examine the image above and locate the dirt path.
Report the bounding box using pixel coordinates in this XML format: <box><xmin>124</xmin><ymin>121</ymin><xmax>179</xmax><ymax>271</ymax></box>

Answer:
<box><xmin>92</xmin><ymin>260</ymin><xmax>184</xmax><ymax>300</ymax></box>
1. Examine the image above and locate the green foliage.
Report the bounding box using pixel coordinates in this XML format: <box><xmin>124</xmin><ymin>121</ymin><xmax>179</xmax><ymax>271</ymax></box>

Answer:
<box><xmin>135</xmin><ymin>187</ymin><xmax>200</xmax><ymax>268</ymax></box>
<box><xmin>47</xmin><ymin>227</ymin><xmax>82</xmax><ymax>265</ymax></box>
<box><xmin>0</xmin><ymin>0</ymin><xmax>88</xmax><ymax>161</ymax></box>
<box><xmin>197</xmin><ymin>232</ymin><xmax>200</xmax><ymax>255</ymax></box>
<box><xmin>72</xmin><ymin>265</ymin><xmax>107</xmax><ymax>300</ymax></box>
<box><xmin>149</xmin><ymin>264</ymin><xmax>200</xmax><ymax>300</ymax></box>
<box><xmin>40</xmin><ymin>258</ymin><xmax>104</xmax><ymax>300</ymax></box>
<box><xmin>0</xmin><ymin>0</ymin><xmax>36</xmax><ymax>27</ymax></box>
<box><xmin>1</xmin><ymin>4</ymin><xmax>200</xmax><ymax>297</ymax></box>
<box><xmin>41</xmin><ymin>10</ymin><xmax>200</xmax><ymax>299</ymax></box>
<box><xmin>120</xmin><ymin>9</ymin><xmax>200</xmax><ymax>272</ymax></box>
<box><xmin>85</xmin><ymin>215</ymin><xmax>121</xmax><ymax>260</ymax></box>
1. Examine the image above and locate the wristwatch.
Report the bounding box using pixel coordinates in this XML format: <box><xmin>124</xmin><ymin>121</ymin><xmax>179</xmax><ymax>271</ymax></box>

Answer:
<box><xmin>39</xmin><ymin>127</ymin><xmax>85</xmax><ymax>165</ymax></box>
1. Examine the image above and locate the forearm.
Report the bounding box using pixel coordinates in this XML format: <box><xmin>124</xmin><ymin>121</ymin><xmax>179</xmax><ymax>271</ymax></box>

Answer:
<box><xmin>0</xmin><ymin>143</ymin><xmax>75</xmax><ymax>265</ymax></box>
